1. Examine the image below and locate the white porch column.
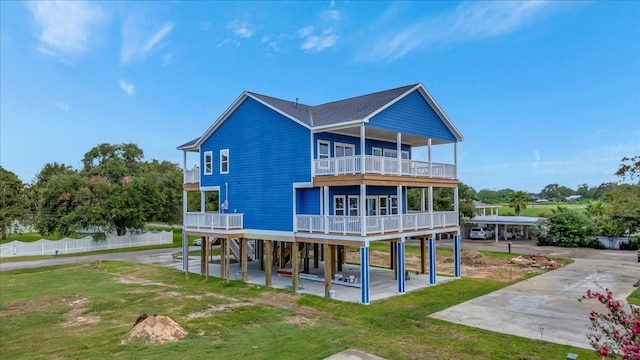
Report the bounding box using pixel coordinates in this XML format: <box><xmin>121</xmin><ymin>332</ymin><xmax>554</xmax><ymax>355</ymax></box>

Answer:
<box><xmin>420</xmin><ymin>188</ymin><xmax>425</xmax><ymax>212</ymax></box>
<box><xmin>454</xmin><ymin>142</ymin><xmax>458</xmax><ymax>178</ymax></box>
<box><xmin>397</xmin><ymin>185</ymin><xmax>403</xmax><ymax>231</ymax></box>
<box><xmin>428</xmin><ymin>186</ymin><xmax>434</xmax><ymax>229</ymax></box>
<box><xmin>360</xmin><ymin>124</ymin><xmax>366</xmax><ymax>174</ymax></box>
<box><xmin>182</xmin><ymin>150</ymin><xmax>188</xmax><ymax>276</ymax></box>
<box><xmin>200</xmin><ymin>191</ymin><xmax>206</xmax><ymax>214</ymax></box>
<box><xmin>360</xmin><ymin>184</ymin><xmax>366</xmax><ymax>236</ymax></box>
<box><xmin>397</xmin><ymin>238</ymin><xmax>406</xmax><ymax>294</ymax></box>
<box><xmin>292</xmin><ymin>186</ymin><xmax>297</xmax><ymax>232</ymax></box>
<box><xmin>495</xmin><ymin>224</ymin><xmax>499</xmax><ymax>242</ymax></box>
<box><xmin>396</xmin><ymin>132</ymin><xmax>402</xmax><ymax>175</ymax></box>
<box><xmin>323</xmin><ymin>186</ymin><xmax>329</xmax><ymax>234</ymax></box>
<box><xmin>360</xmin><ymin>245</ymin><xmax>370</xmax><ymax>305</ymax></box>
<box><xmin>428</xmin><ymin>138</ymin><xmax>432</xmax><ymax>176</ymax></box>
<box><xmin>454</xmin><ymin>186</ymin><xmax>459</xmax><ymax>226</ymax></box>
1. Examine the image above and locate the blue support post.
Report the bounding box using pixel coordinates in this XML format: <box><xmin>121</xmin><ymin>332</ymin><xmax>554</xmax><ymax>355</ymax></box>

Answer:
<box><xmin>360</xmin><ymin>246</ymin><xmax>370</xmax><ymax>305</ymax></box>
<box><xmin>428</xmin><ymin>237</ymin><xmax>436</xmax><ymax>285</ymax></box>
<box><xmin>396</xmin><ymin>241</ymin><xmax>405</xmax><ymax>294</ymax></box>
<box><xmin>182</xmin><ymin>231</ymin><xmax>188</xmax><ymax>272</ymax></box>
<box><xmin>454</xmin><ymin>234</ymin><xmax>461</xmax><ymax>278</ymax></box>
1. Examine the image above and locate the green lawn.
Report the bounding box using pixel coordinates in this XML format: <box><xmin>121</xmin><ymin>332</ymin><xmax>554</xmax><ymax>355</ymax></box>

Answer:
<box><xmin>0</xmin><ymin>261</ymin><xmax>597</xmax><ymax>360</ymax></box>
<box><xmin>497</xmin><ymin>202</ymin><xmax>586</xmax><ymax>217</ymax></box>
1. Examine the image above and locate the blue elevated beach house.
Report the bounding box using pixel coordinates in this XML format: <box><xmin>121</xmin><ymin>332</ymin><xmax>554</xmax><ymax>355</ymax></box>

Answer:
<box><xmin>178</xmin><ymin>83</ymin><xmax>464</xmax><ymax>304</ymax></box>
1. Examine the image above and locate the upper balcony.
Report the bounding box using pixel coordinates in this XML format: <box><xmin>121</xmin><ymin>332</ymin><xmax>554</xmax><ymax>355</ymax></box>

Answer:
<box><xmin>314</xmin><ymin>155</ymin><xmax>455</xmax><ymax>179</ymax></box>
<box><xmin>184</xmin><ymin>212</ymin><xmax>243</xmax><ymax>234</ymax></box>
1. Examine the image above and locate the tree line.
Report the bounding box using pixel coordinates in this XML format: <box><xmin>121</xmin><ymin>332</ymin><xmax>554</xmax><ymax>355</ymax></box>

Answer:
<box><xmin>0</xmin><ymin>143</ymin><xmax>184</xmax><ymax>240</ymax></box>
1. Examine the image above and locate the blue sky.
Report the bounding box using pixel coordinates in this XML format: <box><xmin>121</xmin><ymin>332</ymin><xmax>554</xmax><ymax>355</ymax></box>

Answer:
<box><xmin>1</xmin><ymin>1</ymin><xmax>638</xmax><ymax>193</ymax></box>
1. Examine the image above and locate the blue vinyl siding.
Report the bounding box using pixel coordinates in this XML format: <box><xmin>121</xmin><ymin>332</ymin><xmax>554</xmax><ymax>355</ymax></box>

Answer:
<box><xmin>314</xmin><ymin>133</ymin><xmax>410</xmax><ymax>158</ymax></box>
<box><xmin>368</xmin><ymin>90</ymin><xmax>457</xmax><ymax>142</ymax></box>
<box><xmin>297</xmin><ymin>188</ymin><xmax>320</xmax><ymax>215</ymax></box>
<box><xmin>200</xmin><ymin>97</ymin><xmax>311</xmax><ymax>231</ymax></box>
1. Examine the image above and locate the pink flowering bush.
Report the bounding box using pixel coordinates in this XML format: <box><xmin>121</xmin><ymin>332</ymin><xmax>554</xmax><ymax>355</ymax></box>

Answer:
<box><xmin>579</xmin><ymin>289</ymin><xmax>640</xmax><ymax>359</ymax></box>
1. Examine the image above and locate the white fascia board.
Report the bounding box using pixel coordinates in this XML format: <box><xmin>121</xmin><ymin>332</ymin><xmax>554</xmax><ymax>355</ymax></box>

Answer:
<box><xmin>416</xmin><ymin>85</ymin><xmax>464</xmax><ymax>142</ymax></box>
<box><xmin>293</xmin><ymin>182</ymin><xmax>314</xmax><ymax>188</ymax></box>
<box><xmin>311</xmin><ymin>119</ymin><xmax>366</xmax><ymax>132</ymax></box>
<box><xmin>194</xmin><ymin>93</ymin><xmax>250</xmax><ymax>148</ymax></box>
<box><xmin>362</xmin><ymin>84</ymin><xmax>421</xmax><ymax>123</ymax></box>
<box><xmin>245</xmin><ymin>93</ymin><xmax>312</xmax><ymax>130</ymax></box>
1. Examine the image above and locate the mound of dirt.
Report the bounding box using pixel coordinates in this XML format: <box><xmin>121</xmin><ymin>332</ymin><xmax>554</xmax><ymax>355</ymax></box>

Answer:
<box><xmin>509</xmin><ymin>254</ymin><xmax>558</xmax><ymax>268</ymax></box>
<box><xmin>461</xmin><ymin>250</ymin><xmax>500</xmax><ymax>267</ymax></box>
<box><xmin>126</xmin><ymin>315</ymin><xmax>187</xmax><ymax>344</ymax></box>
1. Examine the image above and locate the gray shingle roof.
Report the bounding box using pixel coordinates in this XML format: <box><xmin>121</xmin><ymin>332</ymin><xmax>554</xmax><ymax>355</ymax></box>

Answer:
<box><xmin>248</xmin><ymin>84</ymin><xmax>418</xmax><ymax>127</ymax></box>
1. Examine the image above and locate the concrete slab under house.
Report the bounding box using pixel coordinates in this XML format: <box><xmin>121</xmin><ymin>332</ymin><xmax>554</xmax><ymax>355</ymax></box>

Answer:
<box><xmin>177</xmin><ymin>84</ymin><xmax>465</xmax><ymax>304</ymax></box>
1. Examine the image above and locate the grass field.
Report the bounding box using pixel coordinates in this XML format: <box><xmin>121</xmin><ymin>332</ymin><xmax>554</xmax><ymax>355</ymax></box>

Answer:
<box><xmin>497</xmin><ymin>202</ymin><xmax>586</xmax><ymax>217</ymax></box>
<box><xmin>0</xmin><ymin>261</ymin><xmax>598</xmax><ymax>360</ymax></box>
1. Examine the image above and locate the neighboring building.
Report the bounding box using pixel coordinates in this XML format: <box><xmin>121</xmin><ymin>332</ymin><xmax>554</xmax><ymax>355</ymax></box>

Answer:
<box><xmin>177</xmin><ymin>83</ymin><xmax>464</xmax><ymax>304</ymax></box>
<box><xmin>565</xmin><ymin>195</ymin><xmax>582</xmax><ymax>201</ymax></box>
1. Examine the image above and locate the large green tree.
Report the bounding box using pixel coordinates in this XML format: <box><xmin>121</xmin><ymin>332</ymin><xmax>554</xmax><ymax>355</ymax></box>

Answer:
<box><xmin>36</xmin><ymin>143</ymin><xmax>162</xmax><ymax>237</ymax></box>
<box><xmin>143</xmin><ymin>160</ymin><xmax>183</xmax><ymax>224</ymax></box>
<box><xmin>0</xmin><ymin>167</ymin><xmax>27</xmax><ymax>240</ymax></box>
<box><xmin>508</xmin><ymin>191</ymin><xmax>530</xmax><ymax>216</ymax></box>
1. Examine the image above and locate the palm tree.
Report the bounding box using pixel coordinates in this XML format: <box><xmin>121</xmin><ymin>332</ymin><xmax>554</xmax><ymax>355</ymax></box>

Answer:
<box><xmin>508</xmin><ymin>191</ymin><xmax>530</xmax><ymax>216</ymax></box>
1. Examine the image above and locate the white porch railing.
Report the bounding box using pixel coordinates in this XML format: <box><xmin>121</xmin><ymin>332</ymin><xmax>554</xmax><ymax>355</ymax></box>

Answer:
<box><xmin>184</xmin><ymin>212</ymin><xmax>243</xmax><ymax>231</ymax></box>
<box><xmin>296</xmin><ymin>211</ymin><xmax>457</xmax><ymax>235</ymax></box>
<box><xmin>314</xmin><ymin>156</ymin><xmax>456</xmax><ymax>179</ymax></box>
<box><xmin>184</xmin><ymin>169</ymin><xmax>200</xmax><ymax>183</ymax></box>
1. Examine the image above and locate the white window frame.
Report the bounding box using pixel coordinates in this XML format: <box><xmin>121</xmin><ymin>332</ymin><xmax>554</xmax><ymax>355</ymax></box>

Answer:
<box><xmin>318</xmin><ymin>140</ymin><xmax>330</xmax><ymax>169</ymax></box>
<box><xmin>366</xmin><ymin>196</ymin><xmax>377</xmax><ymax>216</ymax></box>
<box><xmin>390</xmin><ymin>196</ymin><xmax>398</xmax><ymax>215</ymax></box>
<box><xmin>334</xmin><ymin>142</ymin><xmax>355</xmax><ymax>157</ymax></box>
<box><xmin>402</xmin><ymin>150</ymin><xmax>410</xmax><ymax>159</ymax></box>
<box><xmin>204</xmin><ymin>151</ymin><xmax>213</xmax><ymax>175</ymax></box>
<box><xmin>220</xmin><ymin>149</ymin><xmax>229</xmax><ymax>174</ymax></box>
<box><xmin>383</xmin><ymin>149</ymin><xmax>409</xmax><ymax>159</ymax></box>
<box><xmin>334</xmin><ymin>195</ymin><xmax>345</xmax><ymax>216</ymax></box>
<box><xmin>372</xmin><ymin>147</ymin><xmax>382</xmax><ymax>157</ymax></box>
<box><xmin>348</xmin><ymin>195</ymin><xmax>359</xmax><ymax>217</ymax></box>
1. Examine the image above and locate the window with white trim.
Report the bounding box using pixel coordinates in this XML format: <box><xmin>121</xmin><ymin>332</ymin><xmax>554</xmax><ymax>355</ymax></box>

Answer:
<box><xmin>334</xmin><ymin>196</ymin><xmax>345</xmax><ymax>216</ymax></box>
<box><xmin>220</xmin><ymin>149</ymin><xmax>229</xmax><ymax>174</ymax></box>
<box><xmin>382</xmin><ymin>149</ymin><xmax>410</xmax><ymax>159</ymax></box>
<box><xmin>372</xmin><ymin>147</ymin><xmax>382</xmax><ymax>157</ymax></box>
<box><xmin>204</xmin><ymin>151</ymin><xmax>213</xmax><ymax>175</ymax></box>
<box><xmin>390</xmin><ymin>196</ymin><xmax>399</xmax><ymax>215</ymax></box>
<box><xmin>348</xmin><ymin>196</ymin><xmax>359</xmax><ymax>216</ymax></box>
<box><xmin>318</xmin><ymin>140</ymin><xmax>330</xmax><ymax>159</ymax></box>
<box><xmin>334</xmin><ymin>143</ymin><xmax>355</xmax><ymax>157</ymax></box>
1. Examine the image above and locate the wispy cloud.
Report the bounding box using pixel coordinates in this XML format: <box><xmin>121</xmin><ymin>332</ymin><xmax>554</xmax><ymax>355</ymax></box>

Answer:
<box><xmin>119</xmin><ymin>79</ymin><xmax>135</xmax><ymax>97</ymax></box>
<box><xmin>121</xmin><ymin>17</ymin><xmax>174</xmax><ymax>65</ymax></box>
<box><xmin>52</xmin><ymin>101</ymin><xmax>69</xmax><ymax>113</ymax></box>
<box><xmin>162</xmin><ymin>53</ymin><xmax>173</xmax><ymax>67</ymax></box>
<box><xmin>298</xmin><ymin>7</ymin><xmax>342</xmax><ymax>53</ymax></box>
<box><xmin>28</xmin><ymin>1</ymin><xmax>104</xmax><ymax>60</ymax></box>
<box><xmin>228</xmin><ymin>20</ymin><xmax>255</xmax><ymax>38</ymax></box>
<box><xmin>356</xmin><ymin>1</ymin><xmax>556</xmax><ymax>62</ymax></box>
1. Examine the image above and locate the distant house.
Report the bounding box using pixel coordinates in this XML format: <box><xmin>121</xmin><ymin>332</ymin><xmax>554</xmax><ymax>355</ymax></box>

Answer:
<box><xmin>565</xmin><ymin>195</ymin><xmax>582</xmax><ymax>201</ymax></box>
<box><xmin>177</xmin><ymin>83</ymin><xmax>464</xmax><ymax>304</ymax></box>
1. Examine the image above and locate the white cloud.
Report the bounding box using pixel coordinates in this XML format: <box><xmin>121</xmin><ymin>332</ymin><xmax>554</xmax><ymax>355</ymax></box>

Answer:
<box><xmin>356</xmin><ymin>1</ymin><xmax>556</xmax><ymax>62</ymax></box>
<box><xmin>119</xmin><ymin>79</ymin><xmax>135</xmax><ymax>97</ymax></box>
<box><xmin>298</xmin><ymin>8</ymin><xmax>342</xmax><ymax>53</ymax></box>
<box><xmin>52</xmin><ymin>101</ymin><xmax>69</xmax><ymax>113</ymax></box>
<box><xmin>28</xmin><ymin>1</ymin><xmax>104</xmax><ymax>59</ymax></box>
<box><xmin>121</xmin><ymin>18</ymin><xmax>174</xmax><ymax>65</ymax></box>
<box><xmin>228</xmin><ymin>20</ymin><xmax>255</xmax><ymax>38</ymax></box>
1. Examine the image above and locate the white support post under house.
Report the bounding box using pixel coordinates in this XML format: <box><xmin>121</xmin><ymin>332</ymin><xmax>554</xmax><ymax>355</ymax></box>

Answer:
<box><xmin>421</xmin><ymin>188</ymin><xmax>425</xmax><ymax>212</ymax></box>
<box><xmin>182</xmin><ymin>150</ymin><xmax>188</xmax><ymax>274</ymax></box>
<box><xmin>200</xmin><ymin>191</ymin><xmax>206</xmax><ymax>214</ymax></box>
<box><xmin>292</xmin><ymin>186</ymin><xmax>297</xmax><ymax>232</ymax></box>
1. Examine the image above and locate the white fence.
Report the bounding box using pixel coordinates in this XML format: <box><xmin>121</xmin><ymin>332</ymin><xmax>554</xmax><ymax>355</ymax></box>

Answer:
<box><xmin>0</xmin><ymin>231</ymin><xmax>173</xmax><ymax>258</ymax></box>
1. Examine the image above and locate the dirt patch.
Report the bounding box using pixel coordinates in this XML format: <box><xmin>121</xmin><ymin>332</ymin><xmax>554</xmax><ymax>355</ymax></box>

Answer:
<box><xmin>117</xmin><ymin>275</ymin><xmax>179</xmax><ymax>288</ymax></box>
<box><xmin>346</xmin><ymin>249</ymin><xmax>559</xmax><ymax>282</ymax></box>
<box><xmin>185</xmin><ymin>302</ymin><xmax>254</xmax><ymax>320</ymax></box>
<box><xmin>62</xmin><ymin>298</ymin><xmax>100</xmax><ymax>327</ymax></box>
<box><xmin>284</xmin><ymin>315</ymin><xmax>316</xmax><ymax>328</ymax></box>
<box><xmin>0</xmin><ymin>298</ymin><xmax>59</xmax><ymax>317</ymax></box>
<box><xmin>125</xmin><ymin>315</ymin><xmax>187</xmax><ymax>344</ymax></box>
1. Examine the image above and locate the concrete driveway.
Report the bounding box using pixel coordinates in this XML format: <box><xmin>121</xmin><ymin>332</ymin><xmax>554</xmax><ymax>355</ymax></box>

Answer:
<box><xmin>431</xmin><ymin>243</ymin><xmax>639</xmax><ymax>349</ymax></box>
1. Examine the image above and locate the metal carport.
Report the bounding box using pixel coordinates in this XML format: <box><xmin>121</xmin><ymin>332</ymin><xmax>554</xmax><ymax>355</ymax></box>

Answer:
<box><xmin>464</xmin><ymin>215</ymin><xmax>546</xmax><ymax>242</ymax></box>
